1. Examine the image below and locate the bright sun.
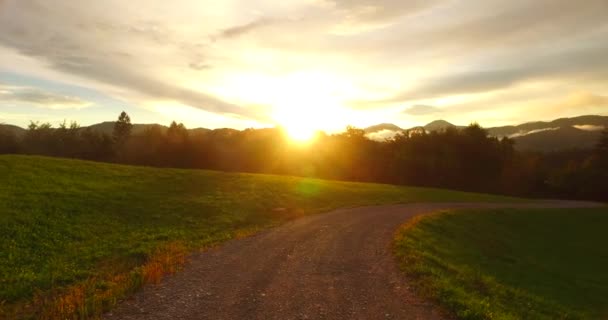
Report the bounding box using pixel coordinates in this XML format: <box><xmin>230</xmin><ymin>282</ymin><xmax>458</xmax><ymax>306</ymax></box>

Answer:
<box><xmin>228</xmin><ymin>71</ymin><xmax>357</xmax><ymax>142</ymax></box>
<box><xmin>285</xmin><ymin>122</ymin><xmax>318</xmax><ymax>142</ymax></box>
<box><xmin>274</xmin><ymin>108</ymin><xmax>319</xmax><ymax>143</ymax></box>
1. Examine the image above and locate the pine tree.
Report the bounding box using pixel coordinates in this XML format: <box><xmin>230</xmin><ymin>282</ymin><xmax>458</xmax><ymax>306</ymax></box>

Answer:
<box><xmin>113</xmin><ymin>111</ymin><xmax>132</xmax><ymax>145</ymax></box>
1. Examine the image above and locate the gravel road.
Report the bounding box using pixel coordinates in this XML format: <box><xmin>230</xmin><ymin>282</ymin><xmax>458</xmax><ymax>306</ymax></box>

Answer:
<box><xmin>105</xmin><ymin>200</ymin><xmax>601</xmax><ymax>320</ymax></box>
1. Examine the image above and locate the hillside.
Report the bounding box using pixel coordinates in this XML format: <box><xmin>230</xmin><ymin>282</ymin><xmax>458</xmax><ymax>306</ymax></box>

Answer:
<box><xmin>4</xmin><ymin>114</ymin><xmax>607</xmax><ymax>152</ymax></box>
<box><xmin>86</xmin><ymin>121</ymin><xmax>169</xmax><ymax>135</ymax></box>
<box><xmin>512</xmin><ymin>126</ymin><xmax>601</xmax><ymax>152</ymax></box>
<box><xmin>423</xmin><ymin>119</ymin><xmax>464</xmax><ymax>132</ymax></box>
<box><xmin>363</xmin><ymin>123</ymin><xmax>403</xmax><ymax>134</ymax></box>
<box><xmin>1</xmin><ymin>122</ymin><xmax>214</xmax><ymax>137</ymax></box>
<box><xmin>487</xmin><ymin>115</ymin><xmax>608</xmax><ymax>137</ymax></box>
<box><xmin>363</xmin><ymin>115</ymin><xmax>608</xmax><ymax>151</ymax></box>
<box><xmin>490</xmin><ymin>115</ymin><xmax>607</xmax><ymax>151</ymax></box>
<box><xmin>0</xmin><ymin>155</ymin><xmax>515</xmax><ymax>318</ymax></box>
<box><xmin>395</xmin><ymin>207</ymin><xmax>608</xmax><ymax>319</ymax></box>
<box><xmin>0</xmin><ymin>124</ymin><xmax>26</xmax><ymax>137</ymax></box>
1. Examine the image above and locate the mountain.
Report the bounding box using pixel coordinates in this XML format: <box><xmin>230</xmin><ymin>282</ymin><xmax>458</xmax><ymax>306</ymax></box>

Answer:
<box><xmin>364</xmin><ymin>120</ymin><xmax>460</xmax><ymax>134</ymax></box>
<box><xmin>364</xmin><ymin>115</ymin><xmax>607</xmax><ymax>151</ymax></box>
<box><xmin>485</xmin><ymin>115</ymin><xmax>608</xmax><ymax>151</ymax></box>
<box><xmin>423</xmin><ymin>120</ymin><xmax>463</xmax><ymax>132</ymax></box>
<box><xmin>363</xmin><ymin>123</ymin><xmax>403</xmax><ymax>134</ymax></box>
<box><xmin>87</xmin><ymin>121</ymin><xmax>169</xmax><ymax>135</ymax></box>
<box><xmin>4</xmin><ymin>115</ymin><xmax>607</xmax><ymax>152</ymax></box>
<box><xmin>0</xmin><ymin>124</ymin><xmax>26</xmax><ymax>137</ymax></box>
<box><xmin>487</xmin><ymin>115</ymin><xmax>608</xmax><ymax>137</ymax></box>
<box><xmin>512</xmin><ymin>126</ymin><xmax>601</xmax><ymax>152</ymax></box>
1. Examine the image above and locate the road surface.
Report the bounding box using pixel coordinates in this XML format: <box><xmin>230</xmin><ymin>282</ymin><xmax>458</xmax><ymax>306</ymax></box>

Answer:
<box><xmin>105</xmin><ymin>201</ymin><xmax>601</xmax><ymax>320</ymax></box>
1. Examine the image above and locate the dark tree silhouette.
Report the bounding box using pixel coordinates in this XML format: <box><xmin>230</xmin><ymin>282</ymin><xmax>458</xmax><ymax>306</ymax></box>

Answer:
<box><xmin>3</xmin><ymin>114</ymin><xmax>607</xmax><ymax>201</ymax></box>
<box><xmin>113</xmin><ymin>111</ymin><xmax>132</xmax><ymax>145</ymax></box>
<box><xmin>596</xmin><ymin>128</ymin><xmax>608</xmax><ymax>169</ymax></box>
<box><xmin>0</xmin><ymin>127</ymin><xmax>19</xmax><ymax>154</ymax></box>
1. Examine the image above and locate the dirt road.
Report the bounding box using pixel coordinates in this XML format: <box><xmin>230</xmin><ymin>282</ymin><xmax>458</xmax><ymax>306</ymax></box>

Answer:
<box><xmin>105</xmin><ymin>201</ymin><xmax>601</xmax><ymax>320</ymax></box>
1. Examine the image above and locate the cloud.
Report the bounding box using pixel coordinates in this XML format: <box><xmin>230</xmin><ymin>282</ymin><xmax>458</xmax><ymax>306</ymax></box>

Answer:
<box><xmin>553</xmin><ymin>92</ymin><xmax>608</xmax><ymax>111</ymax></box>
<box><xmin>322</xmin><ymin>0</ymin><xmax>446</xmax><ymax>23</ymax></box>
<box><xmin>365</xmin><ymin>129</ymin><xmax>400</xmax><ymax>141</ymax></box>
<box><xmin>188</xmin><ymin>62</ymin><xmax>211</xmax><ymax>71</ymax></box>
<box><xmin>402</xmin><ymin>104</ymin><xmax>441</xmax><ymax>116</ymax></box>
<box><xmin>384</xmin><ymin>43</ymin><xmax>608</xmax><ymax>102</ymax></box>
<box><xmin>0</xmin><ymin>0</ymin><xmax>608</xmax><ymax>129</ymax></box>
<box><xmin>218</xmin><ymin>18</ymin><xmax>275</xmax><ymax>39</ymax></box>
<box><xmin>508</xmin><ymin>127</ymin><xmax>559</xmax><ymax>138</ymax></box>
<box><xmin>417</xmin><ymin>1</ymin><xmax>608</xmax><ymax>48</ymax></box>
<box><xmin>0</xmin><ymin>84</ymin><xmax>90</xmax><ymax>109</ymax></box>
<box><xmin>0</xmin><ymin>0</ymin><xmax>267</xmax><ymax>121</ymax></box>
<box><xmin>49</xmin><ymin>57</ymin><xmax>264</xmax><ymax>119</ymax></box>
<box><xmin>574</xmin><ymin>125</ymin><xmax>605</xmax><ymax>131</ymax></box>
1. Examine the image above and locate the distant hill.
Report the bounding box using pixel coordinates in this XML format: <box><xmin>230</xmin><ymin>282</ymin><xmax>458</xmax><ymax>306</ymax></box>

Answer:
<box><xmin>511</xmin><ymin>126</ymin><xmax>601</xmax><ymax>152</ymax></box>
<box><xmin>0</xmin><ymin>124</ymin><xmax>26</xmax><ymax>137</ymax></box>
<box><xmin>423</xmin><ymin>120</ymin><xmax>463</xmax><ymax>132</ymax></box>
<box><xmin>363</xmin><ymin>123</ymin><xmax>403</xmax><ymax>134</ymax></box>
<box><xmin>487</xmin><ymin>115</ymin><xmax>608</xmax><ymax>137</ymax></box>
<box><xmin>4</xmin><ymin>115</ymin><xmax>607</xmax><ymax>152</ymax></box>
<box><xmin>0</xmin><ymin>121</ymin><xmax>219</xmax><ymax>139</ymax></box>
<box><xmin>363</xmin><ymin>120</ymin><xmax>460</xmax><ymax>135</ymax></box>
<box><xmin>364</xmin><ymin>115</ymin><xmax>608</xmax><ymax>151</ymax></box>
<box><xmin>364</xmin><ymin>120</ymin><xmax>464</xmax><ymax>134</ymax></box>
<box><xmin>86</xmin><ymin>121</ymin><xmax>169</xmax><ymax>135</ymax></box>
<box><xmin>487</xmin><ymin>115</ymin><xmax>608</xmax><ymax>151</ymax></box>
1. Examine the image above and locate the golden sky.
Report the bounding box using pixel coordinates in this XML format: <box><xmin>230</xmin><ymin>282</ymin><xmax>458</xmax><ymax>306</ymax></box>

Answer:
<box><xmin>0</xmin><ymin>0</ymin><xmax>607</xmax><ymax>132</ymax></box>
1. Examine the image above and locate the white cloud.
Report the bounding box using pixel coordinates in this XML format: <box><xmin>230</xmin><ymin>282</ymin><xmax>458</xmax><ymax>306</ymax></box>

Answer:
<box><xmin>366</xmin><ymin>129</ymin><xmax>400</xmax><ymax>141</ymax></box>
<box><xmin>0</xmin><ymin>84</ymin><xmax>90</xmax><ymax>109</ymax></box>
<box><xmin>403</xmin><ymin>104</ymin><xmax>441</xmax><ymax>116</ymax></box>
<box><xmin>574</xmin><ymin>124</ymin><xmax>605</xmax><ymax>131</ymax></box>
<box><xmin>509</xmin><ymin>127</ymin><xmax>559</xmax><ymax>138</ymax></box>
<box><xmin>0</xmin><ymin>0</ymin><xmax>607</xmax><ymax>128</ymax></box>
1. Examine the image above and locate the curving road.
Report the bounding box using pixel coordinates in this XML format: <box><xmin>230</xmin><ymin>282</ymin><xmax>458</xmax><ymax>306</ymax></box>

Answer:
<box><xmin>105</xmin><ymin>201</ymin><xmax>601</xmax><ymax>320</ymax></box>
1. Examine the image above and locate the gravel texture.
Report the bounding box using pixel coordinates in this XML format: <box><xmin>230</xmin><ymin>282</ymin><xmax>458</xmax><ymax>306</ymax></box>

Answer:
<box><xmin>105</xmin><ymin>200</ymin><xmax>600</xmax><ymax>320</ymax></box>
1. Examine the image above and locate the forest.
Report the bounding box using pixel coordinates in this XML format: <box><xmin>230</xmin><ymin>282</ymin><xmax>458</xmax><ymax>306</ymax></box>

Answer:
<box><xmin>1</xmin><ymin>112</ymin><xmax>607</xmax><ymax>201</ymax></box>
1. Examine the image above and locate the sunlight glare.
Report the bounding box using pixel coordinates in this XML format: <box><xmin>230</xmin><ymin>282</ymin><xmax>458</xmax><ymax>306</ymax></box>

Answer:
<box><xmin>268</xmin><ymin>72</ymin><xmax>348</xmax><ymax>143</ymax></box>
<box><xmin>273</xmin><ymin>106</ymin><xmax>320</xmax><ymax>143</ymax></box>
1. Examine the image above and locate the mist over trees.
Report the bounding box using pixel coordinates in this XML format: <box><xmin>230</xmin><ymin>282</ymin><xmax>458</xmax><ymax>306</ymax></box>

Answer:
<box><xmin>0</xmin><ymin>112</ymin><xmax>606</xmax><ymax>201</ymax></box>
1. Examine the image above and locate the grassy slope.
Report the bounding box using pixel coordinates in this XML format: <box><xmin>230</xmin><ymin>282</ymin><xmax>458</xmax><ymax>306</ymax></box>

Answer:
<box><xmin>394</xmin><ymin>208</ymin><xmax>608</xmax><ymax>320</ymax></box>
<box><xmin>0</xmin><ymin>155</ymin><xmax>515</xmax><ymax>317</ymax></box>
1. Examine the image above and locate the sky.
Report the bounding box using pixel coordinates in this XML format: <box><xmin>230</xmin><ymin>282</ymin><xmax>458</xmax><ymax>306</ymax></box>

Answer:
<box><xmin>1</xmin><ymin>0</ymin><xmax>607</xmax><ymax>132</ymax></box>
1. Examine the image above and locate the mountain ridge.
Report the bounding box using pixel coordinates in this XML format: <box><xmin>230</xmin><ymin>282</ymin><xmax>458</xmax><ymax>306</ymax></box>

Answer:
<box><xmin>362</xmin><ymin>115</ymin><xmax>608</xmax><ymax>151</ymax></box>
<box><xmin>3</xmin><ymin>115</ymin><xmax>607</xmax><ymax>152</ymax></box>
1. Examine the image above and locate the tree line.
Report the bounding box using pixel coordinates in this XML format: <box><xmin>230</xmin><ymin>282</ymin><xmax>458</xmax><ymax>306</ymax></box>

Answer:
<box><xmin>1</xmin><ymin>111</ymin><xmax>606</xmax><ymax>201</ymax></box>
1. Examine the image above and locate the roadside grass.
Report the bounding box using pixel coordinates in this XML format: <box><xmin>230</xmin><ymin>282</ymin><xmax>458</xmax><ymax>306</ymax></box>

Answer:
<box><xmin>394</xmin><ymin>207</ymin><xmax>608</xmax><ymax>320</ymax></box>
<box><xmin>0</xmin><ymin>155</ymin><xmax>516</xmax><ymax>319</ymax></box>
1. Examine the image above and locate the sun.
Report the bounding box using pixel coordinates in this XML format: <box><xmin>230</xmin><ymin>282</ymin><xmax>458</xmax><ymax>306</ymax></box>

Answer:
<box><xmin>285</xmin><ymin>122</ymin><xmax>318</xmax><ymax>142</ymax></box>
<box><xmin>274</xmin><ymin>109</ymin><xmax>319</xmax><ymax>143</ymax></box>
<box><xmin>253</xmin><ymin>71</ymin><xmax>355</xmax><ymax>142</ymax></box>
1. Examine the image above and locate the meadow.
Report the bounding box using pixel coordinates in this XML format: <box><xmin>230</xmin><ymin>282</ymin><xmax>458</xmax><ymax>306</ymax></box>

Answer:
<box><xmin>394</xmin><ymin>207</ymin><xmax>608</xmax><ymax>319</ymax></box>
<box><xmin>0</xmin><ymin>155</ymin><xmax>514</xmax><ymax>319</ymax></box>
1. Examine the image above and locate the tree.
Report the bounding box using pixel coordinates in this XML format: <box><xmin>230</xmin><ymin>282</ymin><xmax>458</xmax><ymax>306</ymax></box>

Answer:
<box><xmin>23</xmin><ymin>121</ymin><xmax>54</xmax><ymax>155</ymax></box>
<box><xmin>163</xmin><ymin>121</ymin><xmax>191</xmax><ymax>167</ymax></box>
<box><xmin>166</xmin><ymin>121</ymin><xmax>188</xmax><ymax>145</ymax></box>
<box><xmin>0</xmin><ymin>127</ymin><xmax>19</xmax><ymax>154</ymax></box>
<box><xmin>113</xmin><ymin>111</ymin><xmax>132</xmax><ymax>145</ymax></box>
<box><xmin>595</xmin><ymin>128</ymin><xmax>608</xmax><ymax>169</ymax></box>
<box><xmin>55</xmin><ymin>120</ymin><xmax>81</xmax><ymax>157</ymax></box>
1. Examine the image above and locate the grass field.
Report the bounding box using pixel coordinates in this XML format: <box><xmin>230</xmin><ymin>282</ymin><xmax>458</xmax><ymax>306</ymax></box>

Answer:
<box><xmin>0</xmin><ymin>155</ymin><xmax>516</xmax><ymax>318</ymax></box>
<box><xmin>394</xmin><ymin>207</ymin><xmax>608</xmax><ymax>320</ymax></box>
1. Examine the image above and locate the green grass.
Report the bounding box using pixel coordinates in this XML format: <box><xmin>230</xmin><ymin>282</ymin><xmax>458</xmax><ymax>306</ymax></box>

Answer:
<box><xmin>394</xmin><ymin>207</ymin><xmax>608</xmax><ymax>320</ymax></box>
<box><xmin>0</xmin><ymin>155</ymin><xmax>516</xmax><ymax>318</ymax></box>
